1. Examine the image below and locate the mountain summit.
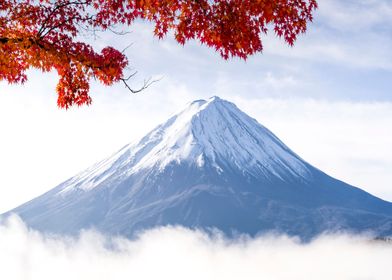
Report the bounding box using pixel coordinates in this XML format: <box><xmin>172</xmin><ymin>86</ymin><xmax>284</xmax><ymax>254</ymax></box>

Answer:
<box><xmin>5</xmin><ymin>97</ymin><xmax>392</xmax><ymax>239</ymax></box>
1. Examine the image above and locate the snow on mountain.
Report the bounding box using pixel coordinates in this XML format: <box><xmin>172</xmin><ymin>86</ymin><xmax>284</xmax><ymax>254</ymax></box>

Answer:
<box><xmin>4</xmin><ymin>96</ymin><xmax>392</xmax><ymax>240</ymax></box>
<box><xmin>61</xmin><ymin>96</ymin><xmax>310</xmax><ymax>194</ymax></box>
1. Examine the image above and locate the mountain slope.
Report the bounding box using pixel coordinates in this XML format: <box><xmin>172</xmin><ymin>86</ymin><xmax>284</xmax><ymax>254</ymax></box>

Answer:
<box><xmin>5</xmin><ymin>96</ymin><xmax>392</xmax><ymax>240</ymax></box>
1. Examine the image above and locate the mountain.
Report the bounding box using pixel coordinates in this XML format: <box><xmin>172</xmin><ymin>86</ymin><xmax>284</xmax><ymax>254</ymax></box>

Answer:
<box><xmin>4</xmin><ymin>96</ymin><xmax>392</xmax><ymax>240</ymax></box>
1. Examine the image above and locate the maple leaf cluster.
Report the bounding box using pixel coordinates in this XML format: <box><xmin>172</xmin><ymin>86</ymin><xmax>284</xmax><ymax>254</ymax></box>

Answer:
<box><xmin>0</xmin><ymin>0</ymin><xmax>317</xmax><ymax>108</ymax></box>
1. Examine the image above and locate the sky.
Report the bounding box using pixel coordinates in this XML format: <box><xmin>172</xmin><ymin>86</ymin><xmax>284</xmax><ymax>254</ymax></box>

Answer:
<box><xmin>0</xmin><ymin>0</ymin><xmax>392</xmax><ymax>213</ymax></box>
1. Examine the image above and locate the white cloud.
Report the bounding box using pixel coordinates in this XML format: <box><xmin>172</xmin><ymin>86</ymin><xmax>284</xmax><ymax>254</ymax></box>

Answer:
<box><xmin>317</xmin><ymin>0</ymin><xmax>392</xmax><ymax>32</ymax></box>
<box><xmin>0</xmin><ymin>216</ymin><xmax>391</xmax><ymax>280</ymax></box>
<box><xmin>261</xmin><ymin>0</ymin><xmax>392</xmax><ymax>71</ymax></box>
<box><xmin>264</xmin><ymin>30</ymin><xmax>392</xmax><ymax>71</ymax></box>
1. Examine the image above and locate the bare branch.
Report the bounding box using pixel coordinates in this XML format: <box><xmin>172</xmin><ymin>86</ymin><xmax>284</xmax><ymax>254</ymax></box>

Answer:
<box><xmin>121</xmin><ymin>74</ymin><xmax>162</xmax><ymax>94</ymax></box>
<box><xmin>107</xmin><ymin>27</ymin><xmax>132</xmax><ymax>36</ymax></box>
<box><xmin>121</xmin><ymin>43</ymin><xmax>134</xmax><ymax>54</ymax></box>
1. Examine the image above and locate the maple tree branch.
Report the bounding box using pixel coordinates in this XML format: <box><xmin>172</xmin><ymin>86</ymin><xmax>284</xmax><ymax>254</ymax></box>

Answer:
<box><xmin>37</xmin><ymin>1</ymin><xmax>92</xmax><ymax>38</ymax></box>
<box><xmin>1</xmin><ymin>33</ymin><xmax>159</xmax><ymax>95</ymax></box>
<box><xmin>0</xmin><ymin>37</ymin><xmax>30</xmax><ymax>45</ymax></box>
<box><xmin>38</xmin><ymin>15</ymin><xmax>94</xmax><ymax>39</ymax></box>
<box><xmin>1</xmin><ymin>0</ymin><xmax>317</xmax><ymax>108</ymax></box>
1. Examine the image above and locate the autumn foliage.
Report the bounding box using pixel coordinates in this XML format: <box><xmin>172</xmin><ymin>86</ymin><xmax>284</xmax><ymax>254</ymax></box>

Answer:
<box><xmin>0</xmin><ymin>0</ymin><xmax>317</xmax><ymax>108</ymax></box>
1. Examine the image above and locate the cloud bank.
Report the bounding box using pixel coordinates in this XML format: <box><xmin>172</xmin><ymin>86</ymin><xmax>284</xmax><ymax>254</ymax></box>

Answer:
<box><xmin>1</xmin><ymin>215</ymin><xmax>391</xmax><ymax>280</ymax></box>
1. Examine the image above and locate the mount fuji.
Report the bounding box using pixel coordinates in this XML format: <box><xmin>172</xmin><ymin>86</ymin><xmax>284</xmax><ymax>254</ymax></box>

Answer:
<box><xmin>4</xmin><ymin>96</ymin><xmax>392</xmax><ymax>240</ymax></box>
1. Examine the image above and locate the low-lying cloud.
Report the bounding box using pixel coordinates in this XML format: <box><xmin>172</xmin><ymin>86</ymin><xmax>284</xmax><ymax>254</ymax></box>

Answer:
<box><xmin>1</xmin><ymin>215</ymin><xmax>391</xmax><ymax>280</ymax></box>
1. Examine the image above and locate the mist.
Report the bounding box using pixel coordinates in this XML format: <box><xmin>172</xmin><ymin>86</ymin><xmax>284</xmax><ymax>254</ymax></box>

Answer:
<box><xmin>1</xmin><ymin>215</ymin><xmax>390</xmax><ymax>280</ymax></box>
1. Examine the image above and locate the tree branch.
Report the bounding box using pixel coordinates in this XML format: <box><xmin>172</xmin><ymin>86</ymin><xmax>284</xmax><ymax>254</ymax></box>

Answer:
<box><xmin>120</xmin><ymin>73</ymin><xmax>161</xmax><ymax>94</ymax></box>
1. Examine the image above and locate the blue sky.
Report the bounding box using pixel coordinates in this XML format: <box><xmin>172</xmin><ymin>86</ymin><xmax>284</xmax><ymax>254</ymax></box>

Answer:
<box><xmin>0</xmin><ymin>0</ymin><xmax>391</xmax><ymax>212</ymax></box>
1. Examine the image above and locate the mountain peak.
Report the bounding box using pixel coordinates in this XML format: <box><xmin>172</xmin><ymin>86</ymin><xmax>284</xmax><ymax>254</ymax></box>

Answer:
<box><xmin>189</xmin><ymin>96</ymin><xmax>223</xmax><ymax>105</ymax></box>
<box><xmin>121</xmin><ymin>96</ymin><xmax>311</xmax><ymax>181</ymax></box>
<box><xmin>207</xmin><ymin>95</ymin><xmax>224</xmax><ymax>103</ymax></box>
<box><xmin>185</xmin><ymin>96</ymin><xmax>230</xmax><ymax>114</ymax></box>
<box><xmin>186</xmin><ymin>96</ymin><xmax>232</xmax><ymax>113</ymax></box>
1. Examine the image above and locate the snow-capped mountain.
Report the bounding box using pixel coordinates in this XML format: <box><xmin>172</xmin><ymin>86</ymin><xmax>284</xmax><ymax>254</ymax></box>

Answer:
<box><xmin>5</xmin><ymin>96</ymin><xmax>392</xmax><ymax>240</ymax></box>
